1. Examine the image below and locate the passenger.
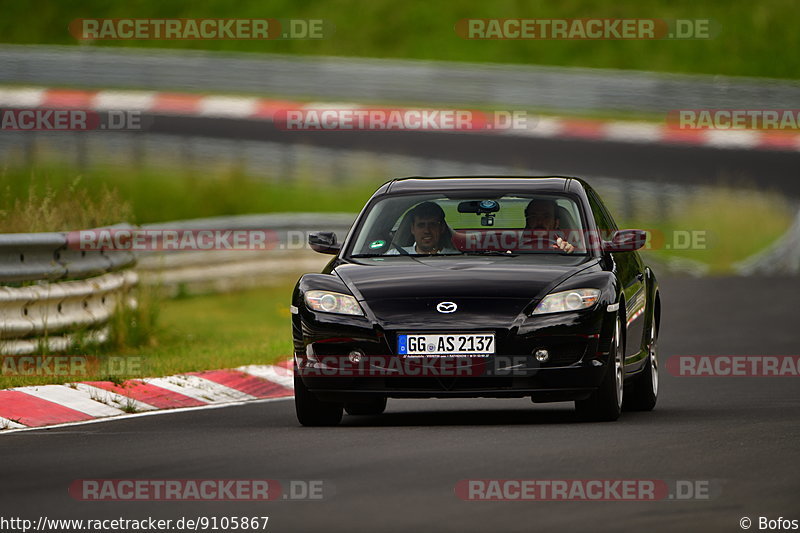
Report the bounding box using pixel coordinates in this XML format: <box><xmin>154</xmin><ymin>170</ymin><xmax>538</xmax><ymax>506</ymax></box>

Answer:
<box><xmin>524</xmin><ymin>199</ymin><xmax>576</xmax><ymax>253</ymax></box>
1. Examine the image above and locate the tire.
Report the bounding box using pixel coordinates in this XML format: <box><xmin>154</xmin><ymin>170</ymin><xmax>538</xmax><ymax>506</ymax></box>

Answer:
<box><xmin>576</xmin><ymin>313</ymin><xmax>624</xmax><ymax>422</ymax></box>
<box><xmin>345</xmin><ymin>397</ymin><xmax>387</xmax><ymax>416</ymax></box>
<box><xmin>623</xmin><ymin>317</ymin><xmax>658</xmax><ymax>412</ymax></box>
<box><xmin>294</xmin><ymin>375</ymin><xmax>343</xmax><ymax>426</ymax></box>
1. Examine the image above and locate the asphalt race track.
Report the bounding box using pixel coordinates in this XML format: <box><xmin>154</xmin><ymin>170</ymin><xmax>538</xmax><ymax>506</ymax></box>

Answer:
<box><xmin>2</xmin><ymin>275</ymin><xmax>798</xmax><ymax>532</ymax></box>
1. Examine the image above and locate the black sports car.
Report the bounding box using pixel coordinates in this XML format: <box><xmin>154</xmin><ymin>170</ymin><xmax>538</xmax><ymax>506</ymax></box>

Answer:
<box><xmin>291</xmin><ymin>176</ymin><xmax>660</xmax><ymax>425</ymax></box>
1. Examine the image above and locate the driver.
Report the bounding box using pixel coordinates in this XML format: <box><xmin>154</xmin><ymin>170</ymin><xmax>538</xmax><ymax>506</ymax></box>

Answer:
<box><xmin>525</xmin><ymin>199</ymin><xmax>576</xmax><ymax>253</ymax></box>
<box><xmin>387</xmin><ymin>201</ymin><xmax>458</xmax><ymax>255</ymax></box>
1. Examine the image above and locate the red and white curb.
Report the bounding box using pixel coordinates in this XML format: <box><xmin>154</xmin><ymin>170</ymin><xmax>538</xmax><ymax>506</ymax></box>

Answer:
<box><xmin>0</xmin><ymin>86</ymin><xmax>799</xmax><ymax>151</ymax></box>
<box><xmin>0</xmin><ymin>360</ymin><xmax>294</xmax><ymax>432</ymax></box>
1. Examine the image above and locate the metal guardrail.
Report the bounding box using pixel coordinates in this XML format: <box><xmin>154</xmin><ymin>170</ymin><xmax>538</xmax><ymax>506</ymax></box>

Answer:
<box><xmin>136</xmin><ymin>213</ymin><xmax>353</xmax><ymax>296</ymax></box>
<box><xmin>0</xmin><ymin>233</ymin><xmax>67</xmax><ymax>283</ymax></box>
<box><xmin>0</xmin><ymin>224</ymin><xmax>137</xmax><ymax>283</ymax></box>
<box><xmin>0</xmin><ymin>224</ymin><xmax>138</xmax><ymax>355</ymax></box>
<box><xmin>2</xmin><ymin>45</ymin><xmax>800</xmax><ymax>113</ymax></box>
<box><xmin>734</xmin><ymin>208</ymin><xmax>800</xmax><ymax>276</ymax></box>
<box><xmin>0</xmin><ymin>271</ymin><xmax>137</xmax><ymax>355</ymax></box>
<box><xmin>138</xmin><ymin>213</ymin><xmax>354</xmax><ymax>237</ymax></box>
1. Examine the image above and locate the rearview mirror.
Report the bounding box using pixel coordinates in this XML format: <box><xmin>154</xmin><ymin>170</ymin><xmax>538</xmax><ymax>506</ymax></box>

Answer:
<box><xmin>308</xmin><ymin>231</ymin><xmax>341</xmax><ymax>255</ymax></box>
<box><xmin>602</xmin><ymin>229</ymin><xmax>647</xmax><ymax>252</ymax></box>
<box><xmin>457</xmin><ymin>200</ymin><xmax>500</xmax><ymax>214</ymax></box>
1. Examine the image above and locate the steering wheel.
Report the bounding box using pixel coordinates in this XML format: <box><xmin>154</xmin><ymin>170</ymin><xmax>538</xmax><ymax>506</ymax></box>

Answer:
<box><xmin>527</xmin><ymin>232</ymin><xmax>561</xmax><ymax>250</ymax></box>
<box><xmin>390</xmin><ymin>242</ymin><xmax>412</xmax><ymax>255</ymax></box>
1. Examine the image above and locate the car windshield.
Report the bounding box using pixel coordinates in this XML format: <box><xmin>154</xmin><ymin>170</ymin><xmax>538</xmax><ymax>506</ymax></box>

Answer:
<box><xmin>348</xmin><ymin>192</ymin><xmax>589</xmax><ymax>257</ymax></box>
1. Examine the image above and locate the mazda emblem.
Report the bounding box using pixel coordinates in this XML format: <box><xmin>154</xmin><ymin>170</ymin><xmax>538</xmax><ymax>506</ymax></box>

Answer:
<box><xmin>436</xmin><ymin>301</ymin><xmax>457</xmax><ymax>313</ymax></box>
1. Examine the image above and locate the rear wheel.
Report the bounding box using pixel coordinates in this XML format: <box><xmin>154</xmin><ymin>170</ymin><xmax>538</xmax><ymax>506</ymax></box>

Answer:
<box><xmin>345</xmin><ymin>397</ymin><xmax>388</xmax><ymax>416</ymax></box>
<box><xmin>294</xmin><ymin>375</ymin><xmax>343</xmax><ymax>426</ymax></box>
<box><xmin>576</xmin><ymin>313</ymin><xmax>623</xmax><ymax>422</ymax></box>
<box><xmin>623</xmin><ymin>318</ymin><xmax>658</xmax><ymax>411</ymax></box>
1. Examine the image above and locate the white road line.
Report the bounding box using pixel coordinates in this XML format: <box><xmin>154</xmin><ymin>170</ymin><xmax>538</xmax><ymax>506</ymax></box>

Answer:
<box><xmin>199</xmin><ymin>95</ymin><xmax>259</xmax><ymax>118</ymax></box>
<box><xmin>0</xmin><ymin>87</ymin><xmax>46</xmax><ymax>107</ymax></box>
<box><xmin>704</xmin><ymin>129</ymin><xmax>761</xmax><ymax>148</ymax></box>
<box><xmin>92</xmin><ymin>90</ymin><xmax>157</xmax><ymax>111</ymax></box>
<box><xmin>513</xmin><ymin>117</ymin><xmax>564</xmax><ymax>137</ymax></box>
<box><xmin>0</xmin><ymin>417</ymin><xmax>26</xmax><ymax>429</ymax></box>
<box><xmin>303</xmin><ymin>102</ymin><xmax>360</xmax><ymax>110</ymax></box>
<box><xmin>13</xmin><ymin>385</ymin><xmax>125</xmax><ymax>417</ymax></box>
<box><xmin>144</xmin><ymin>374</ymin><xmax>258</xmax><ymax>403</ymax></box>
<box><xmin>238</xmin><ymin>364</ymin><xmax>294</xmax><ymax>389</ymax></box>
<box><xmin>604</xmin><ymin>122</ymin><xmax>665</xmax><ymax>143</ymax></box>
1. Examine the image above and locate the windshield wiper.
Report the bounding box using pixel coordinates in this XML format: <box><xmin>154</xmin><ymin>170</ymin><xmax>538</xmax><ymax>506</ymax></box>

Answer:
<box><xmin>351</xmin><ymin>252</ymin><xmax>464</xmax><ymax>258</ymax></box>
<box><xmin>460</xmin><ymin>250</ymin><xmax>518</xmax><ymax>256</ymax></box>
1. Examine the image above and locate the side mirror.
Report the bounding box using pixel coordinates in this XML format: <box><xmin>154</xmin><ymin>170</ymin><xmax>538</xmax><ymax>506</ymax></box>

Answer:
<box><xmin>308</xmin><ymin>231</ymin><xmax>341</xmax><ymax>255</ymax></box>
<box><xmin>602</xmin><ymin>229</ymin><xmax>647</xmax><ymax>252</ymax></box>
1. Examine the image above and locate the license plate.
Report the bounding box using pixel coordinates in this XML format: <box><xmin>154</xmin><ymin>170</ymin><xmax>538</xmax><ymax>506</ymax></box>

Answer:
<box><xmin>397</xmin><ymin>333</ymin><xmax>495</xmax><ymax>356</ymax></box>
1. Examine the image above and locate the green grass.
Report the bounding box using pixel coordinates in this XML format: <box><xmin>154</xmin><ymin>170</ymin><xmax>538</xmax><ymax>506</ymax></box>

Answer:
<box><xmin>0</xmin><ymin>0</ymin><xmax>797</xmax><ymax>79</ymax></box>
<box><xmin>633</xmin><ymin>186</ymin><xmax>793</xmax><ymax>274</ymax></box>
<box><xmin>115</xmin><ymin>278</ymin><xmax>294</xmax><ymax>378</ymax></box>
<box><xmin>0</xmin><ymin>166</ymin><xmax>381</xmax><ymax>231</ymax></box>
<box><xmin>0</xmin><ymin>172</ymin><xmax>133</xmax><ymax>233</ymax></box>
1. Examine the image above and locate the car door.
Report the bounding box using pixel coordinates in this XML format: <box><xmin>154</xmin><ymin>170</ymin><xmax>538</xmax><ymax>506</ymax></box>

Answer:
<box><xmin>586</xmin><ymin>188</ymin><xmax>646</xmax><ymax>361</ymax></box>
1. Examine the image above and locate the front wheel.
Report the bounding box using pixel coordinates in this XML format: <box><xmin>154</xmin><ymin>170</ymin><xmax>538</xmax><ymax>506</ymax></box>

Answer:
<box><xmin>576</xmin><ymin>313</ymin><xmax>624</xmax><ymax>422</ymax></box>
<box><xmin>623</xmin><ymin>318</ymin><xmax>658</xmax><ymax>411</ymax></box>
<box><xmin>294</xmin><ymin>375</ymin><xmax>343</xmax><ymax>426</ymax></box>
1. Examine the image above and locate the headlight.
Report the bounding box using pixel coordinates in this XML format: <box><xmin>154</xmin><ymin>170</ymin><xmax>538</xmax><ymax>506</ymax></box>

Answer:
<box><xmin>532</xmin><ymin>288</ymin><xmax>601</xmax><ymax>315</ymax></box>
<box><xmin>304</xmin><ymin>290</ymin><xmax>364</xmax><ymax>316</ymax></box>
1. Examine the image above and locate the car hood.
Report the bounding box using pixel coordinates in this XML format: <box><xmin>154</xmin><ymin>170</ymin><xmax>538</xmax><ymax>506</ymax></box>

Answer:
<box><xmin>335</xmin><ymin>255</ymin><xmax>595</xmax><ymax>302</ymax></box>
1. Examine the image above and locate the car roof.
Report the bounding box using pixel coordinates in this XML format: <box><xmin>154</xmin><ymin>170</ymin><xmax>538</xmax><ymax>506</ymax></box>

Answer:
<box><xmin>383</xmin><ymin>176</ymin><xmax>580</xmax><ymax>194</ymax></box>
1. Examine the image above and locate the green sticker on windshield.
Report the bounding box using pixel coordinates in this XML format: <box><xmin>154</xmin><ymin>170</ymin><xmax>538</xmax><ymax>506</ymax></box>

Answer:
<box><xmin>369</xmin><ymin>240</ymin><xmax>386</xmax><ymax>249</ymax></box>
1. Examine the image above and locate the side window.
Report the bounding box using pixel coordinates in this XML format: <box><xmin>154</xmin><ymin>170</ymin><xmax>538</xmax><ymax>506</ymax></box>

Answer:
<box><xmin>586</xmin><ymin>189</ymin><xmax>618</xmax><ymax>241</ymax></box>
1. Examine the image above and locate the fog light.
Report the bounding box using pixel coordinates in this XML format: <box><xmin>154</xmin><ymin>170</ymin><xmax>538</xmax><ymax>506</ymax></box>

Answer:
<box><xmin>535</xmin><ymin>349</ymin><xmax>550</xmax><ymax>362</ymax></box>
<box><xmin>349</xmin><ymin>350</ymin><xmax>365</xmax><ymax>363</ymax></box>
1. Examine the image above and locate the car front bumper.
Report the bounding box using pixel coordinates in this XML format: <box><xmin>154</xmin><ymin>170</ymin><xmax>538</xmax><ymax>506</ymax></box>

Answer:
<box><xmin>293</xmin><ymin>304</ymin><xmax>616</xmax><ymax>402</ymax></box>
